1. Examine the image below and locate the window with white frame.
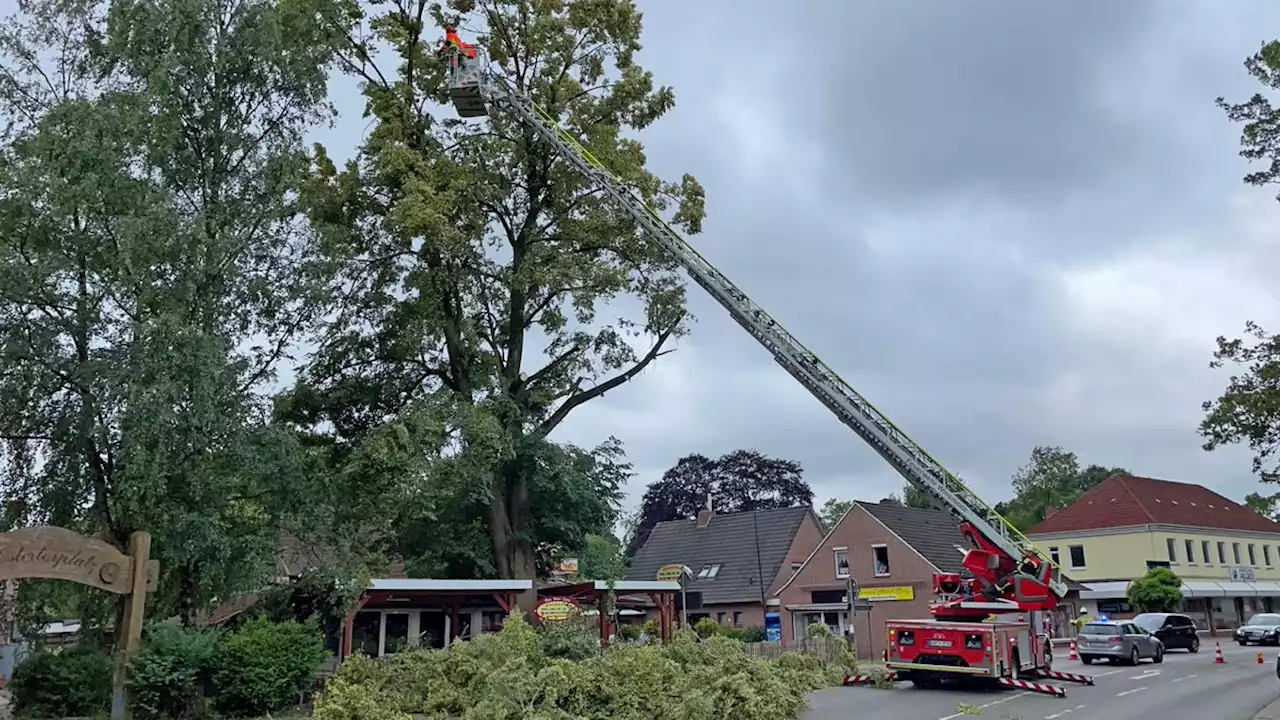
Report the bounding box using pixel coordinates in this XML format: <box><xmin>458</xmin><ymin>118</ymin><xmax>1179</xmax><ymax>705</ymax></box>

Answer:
<box><xmin>1048</xmin><ymin>546</ymin><xmax>1059</xmax><ymax>565</ymax></box>
<box><xmin>834</xmin><ymin>548</ymin><xmax>850</xmax><ymax>578</ymax></box>
<box><xmin>696</xmin><ymin>564</ymin><xmax>721</xmax><ymax>579</ymax></box>
<box><xmin>1202</xmin><ymin>540</ymin><xmax>1212</xmax><ymax>565</ymax></box>
<box><xmin>1234</xmin><ymin>543</ymin><xmax>1242</xmax><ymax>565</ymax></box>
<box><xmin>872</xmin><ymin>545</ymin><xmax>890</xmax><ymax>577</ymax></box>
<box><xmin>1219</xmin><ymin>542</ymin><xmax>1227</xmax><ymax>564</ymax></box>
<box><xmin>1266</xmin><ymin>545</ymin><xmax>1273</xmax><ymax>567</ymax></box>
<box><xmin>1249</xmin><ymin>544</ymin><xmax>1258</xmax><ymax>566</ymax></box>
<box><xmin>1185</xmin><ymin>539</ymin><xmax>1195</xmax><ymax>564</ymax></box>
<box><xmin>1068</xmin><ymin>545</ymin><xmax>1086</xmax><ymax>569</ymax></box>
<box><xmin>1166</xmin><ymin>537</ymin><xmax>1178</xmax><ymax>563</ymax></box>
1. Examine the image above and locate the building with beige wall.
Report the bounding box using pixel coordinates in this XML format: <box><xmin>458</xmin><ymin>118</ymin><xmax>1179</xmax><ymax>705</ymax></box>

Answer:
<box><xmin>1027</xmin><ymin>474</ymin><xmax>1280</xmax><ymax>629</ymax></box>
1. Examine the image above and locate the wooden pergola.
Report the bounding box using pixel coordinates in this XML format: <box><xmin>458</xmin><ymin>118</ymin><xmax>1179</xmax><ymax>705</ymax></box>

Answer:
<box><xmin>538</xmin><ymin>580</ymin><xmax>680</xmax><ymax>646</ymax></box>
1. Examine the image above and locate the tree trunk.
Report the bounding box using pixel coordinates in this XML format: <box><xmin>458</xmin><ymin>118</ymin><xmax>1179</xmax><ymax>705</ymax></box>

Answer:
<box><xmin>488</xmin><ymin>463</ymin><xmax>539</xmax><ymax>612</ymax></box>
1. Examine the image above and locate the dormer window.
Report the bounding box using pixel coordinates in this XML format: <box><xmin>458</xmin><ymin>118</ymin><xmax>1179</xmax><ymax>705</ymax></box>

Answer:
<box><xmin>696</xmin><ymin>564</ymin><xmax>721</xmax><ymax>579</ymax></box>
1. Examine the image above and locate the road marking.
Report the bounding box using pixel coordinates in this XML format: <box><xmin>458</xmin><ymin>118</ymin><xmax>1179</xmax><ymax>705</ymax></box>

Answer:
<box><xmin>935</xmin><ymin>692</ymin><xmax>1030</xmax><ymax>720</ymax></box>
<box><xmin>1130</xmin><ymin>670</ymin><xmax>1160</xmax><ymax>680</ymax></box>
<box><xmin>1180</xmin><ymin>673</ymin><xmax>1198</xmax><ymax>680</ymax></box>
<box><xmin>1091</xmin><ymin>669</ymin><xmax>1122</xmax><ymax>677</ymax></box>
<box><xmin>1044</xmin><ymin>704</ymin><xmax>1087</xmax><ymax>719</ymax></box>
<box><xmin>1115</xmin><ymin>686</ymin><xmax>1147</xmax><ymax>697</ymax></box>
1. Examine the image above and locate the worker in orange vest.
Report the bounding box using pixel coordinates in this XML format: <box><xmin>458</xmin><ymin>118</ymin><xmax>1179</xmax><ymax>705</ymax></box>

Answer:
<box><xmin>440</xmin><ymin>25</ymin><xmax>478</xmax><ymax>64</ymax></box>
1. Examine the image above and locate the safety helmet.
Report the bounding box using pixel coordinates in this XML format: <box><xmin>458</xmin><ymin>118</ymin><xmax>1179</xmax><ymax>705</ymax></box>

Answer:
<box><xmin>444</xmin><ymin>24</ymin><xmax>457</xmax><ymax>32</ymax></box>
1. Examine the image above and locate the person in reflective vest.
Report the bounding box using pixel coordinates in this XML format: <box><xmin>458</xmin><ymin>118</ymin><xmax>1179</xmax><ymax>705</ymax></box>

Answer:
<box><xmin>440</xmin><ymin>25</ymin><xmax>478</xmax><ymax>64</ymax></box>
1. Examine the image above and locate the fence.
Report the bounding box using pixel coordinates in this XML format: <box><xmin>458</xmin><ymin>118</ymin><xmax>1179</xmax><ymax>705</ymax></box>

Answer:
<box><xmin>743</xmin><ymin>636</ymin><xmax>850</xmax><ymax>664</ymax></box>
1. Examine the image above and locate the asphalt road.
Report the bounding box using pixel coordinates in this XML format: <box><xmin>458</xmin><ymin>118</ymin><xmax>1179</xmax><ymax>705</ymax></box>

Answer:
<box><xmin>803</xmin><ymin>639</ymin><xmax>1280</xmax><ymax>720</ymax></box>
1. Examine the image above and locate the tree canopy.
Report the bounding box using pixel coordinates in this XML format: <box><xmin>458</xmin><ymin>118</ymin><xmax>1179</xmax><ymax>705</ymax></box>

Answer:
<box><xmin>627</xmin><ymin>450</ymin><xmax>813</xmax><ymax>558</ymax></box>
<box><xmin>1126</xmin><ymin>568</ymin><xmax>1183</xmax><ymax>614</ymax></box>
<box><xmin>994</xmin><ymin>446</ymin><xmax>1127</xmax><ymax>532</ymax></box>
<box><xmin>1202</xmin><ymin>40</ymin><xmax>1280</xmax><ymax>485</ymax></box>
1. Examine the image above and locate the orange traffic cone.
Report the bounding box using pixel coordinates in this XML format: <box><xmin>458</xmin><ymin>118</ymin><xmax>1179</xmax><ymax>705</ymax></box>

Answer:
<box><xmin>1258</xmin><ymin>651</ymin><xmax>1264</xmax><ymax>665</ymax></box>
<box><xmin>1068</xmin><ymin>641</ymin><xmax>1078</xmax><ymax>661</ymax></box>
<box><xmin>1214</xmin><ymin>641</ymin><xmax>1226</xmax><ymax>664</ymax></box>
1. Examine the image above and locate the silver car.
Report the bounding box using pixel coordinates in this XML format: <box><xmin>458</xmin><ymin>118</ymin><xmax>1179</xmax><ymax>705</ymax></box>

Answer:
<box><xmin>1077</xmin><ymin>620</ymin><xmax>1164</xmax><ymax>665</ymax></box>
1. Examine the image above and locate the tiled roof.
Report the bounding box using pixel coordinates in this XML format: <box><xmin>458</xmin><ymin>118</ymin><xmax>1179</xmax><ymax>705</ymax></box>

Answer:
<box><xmin>625</xmin><ymin>506</ymin><xmax>815</xmax><ymax>604</ymax></box>
<box><xmin>857</xmin><ymin>501</ymin><xmax>967</xmax><ymax>573</ymax></box>
<box><xmin>1027</xmin><ymin>474</ymin><xmax>1280</xmax><ymax>535</ymax></box>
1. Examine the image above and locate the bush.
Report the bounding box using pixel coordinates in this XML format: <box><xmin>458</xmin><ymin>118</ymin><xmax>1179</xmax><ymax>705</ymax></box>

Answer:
<box><xmin>615</xmin><ymin>623</ymin><xmax>642</xmax><ymax>642</ymax></box>
<box><xmin>130</xmin><ymin>619</ymin><xmax>222</xmax><ymax>720</ymax></box>
<box><xmin>537</xmin><ymin>616</ymin><xmax>599</xmax><ymax>661</ymax></box>
<box><xmin>313</xmin><ymin>612</ymin><xmax>841</xmax><ymax>720</ymax></box>
<box><xmin>693</xmin><ymin>617</ymin><xmax>720</xmax><ymax>639</ymax></box>
<box><xmin>211</xmin><ymin>616</ymin><xmax>327</xmax><ymax>717</ymax></box>
<box><xmin>10</xmin><ymin>645</ymin><xmax>113</xmax><ymax>718</ymax></box>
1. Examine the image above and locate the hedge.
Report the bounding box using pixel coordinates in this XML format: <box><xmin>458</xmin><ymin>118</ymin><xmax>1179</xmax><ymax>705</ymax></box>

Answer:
<box><xmin>8</xmin><ymin>617</ymin><xmax>327</xmax><ymax>719</ymax></box>
<box><xmin>313</xmin><ymin>612</ymin><xmax>852</xmax><ymax>720</ymax></box>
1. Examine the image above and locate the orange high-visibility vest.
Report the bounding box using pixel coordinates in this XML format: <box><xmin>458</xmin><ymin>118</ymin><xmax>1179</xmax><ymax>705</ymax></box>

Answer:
<box><xmin>444</xmin><ymin>31</ymin><xmax>477</xmax><ymax>58</ymax></box>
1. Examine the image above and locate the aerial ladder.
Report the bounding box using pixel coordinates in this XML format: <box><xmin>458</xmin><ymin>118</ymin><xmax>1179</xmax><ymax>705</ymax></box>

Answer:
<box><xmin>439</xmin><ymin>34</ymin><xmax>1091</xmax><ymax>697</ymax></box>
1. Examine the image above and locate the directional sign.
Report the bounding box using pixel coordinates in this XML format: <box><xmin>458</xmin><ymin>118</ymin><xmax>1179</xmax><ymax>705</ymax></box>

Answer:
<box><xmin>852</xmin><ymin>603</ymin><xmax>874</xmax><ymax>612</ymax></box>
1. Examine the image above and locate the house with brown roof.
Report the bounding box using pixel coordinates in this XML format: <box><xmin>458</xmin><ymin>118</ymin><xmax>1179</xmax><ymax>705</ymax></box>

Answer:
<box><xmin>625</xmin><ymin>505</ymin><xmax>826</xmax><ymax>639</ymax></box>
<box><xmin>1027</xmin><ymin>474</ymin><xmax>1280</xmax><ymax>629</ymax></box>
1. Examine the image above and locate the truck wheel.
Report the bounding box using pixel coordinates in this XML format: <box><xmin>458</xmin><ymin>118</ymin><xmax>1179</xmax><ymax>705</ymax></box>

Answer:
<box><xmin>1080</xmin><ymin>656</ymin><xmax>1094</xmax><ymax>665</ymax></box>
<box><xmin>912</xmin><ymin>678</ymin><xmax>941</xmax><ymax>689</ymax></box>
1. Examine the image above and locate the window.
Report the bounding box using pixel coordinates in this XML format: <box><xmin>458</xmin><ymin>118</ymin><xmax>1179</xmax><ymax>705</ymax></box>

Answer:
<box><xmin>696</xmin><ymin>564</ymin><xmax>721</xmax><ymax>579</ymax></box>
<box><xmin>1219</xmin><ymin>542</ymin><xmax>1227</xmax><ymax>564</ymax></box>
<box><xmin>1049</xmin><ymin>546</ymin><xmax>1060</xmax><ymax>565</ymax></box>
<box><xmin>733</xmin><ymin>612</ymin><xmax>743</xmax><ymax>627</ymax></box>
<box><xmin>1266</xmin><ymin>546</ymin><xmax>1273</xmax><ymax>567</ymax></box>
<box><xmin>1202</xmin><ymin>541</ymin><xmax>1212</xmax><ymax>565</ymax></box>
<box><xmin>1068</xmin><ymin>545</ymin><xmax>1086</xmax><ymax>568</ymax></box>
<box><xmin>1185</xmin><ymin>539</ymin><xmax>1196</xmax><ymax>564</ymax></box>
<box><xmin>872</xmin><ymin>545</ymin><xmax>891</xmax><ymax>577</ymax></box>
<box><xmin>717</xmin><ymin>612</ymin><xmax>726</xmax><ymax>624</ymax></box>
<box><xmin>834</xmin><ymin>549</ymin><xmax>850</xmax><ymax>579</ymax></box>
<box><xmin>1166</xmin><ymin>538</ymin><xmax>1178</xmax><ymax>563</ymax></box>
<box><xmin>1234</xmin><ymin>543</ymin><xmax>1242</xmax><ymax>565</ymax></box>
<box><xmin>1249</xmin><ymin>544</ymin><xmax>1258</xmax><ymax>566</ymax></box>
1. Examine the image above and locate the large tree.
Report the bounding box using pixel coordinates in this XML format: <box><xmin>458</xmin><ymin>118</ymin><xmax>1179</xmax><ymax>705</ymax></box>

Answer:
<box><xmin>286</xmin><ymin>0</ymin><xmax>705</xmax><ymax>590</ymax></box>
<box><xmin>0</xmin><ymin>0</ymin><xmax>340</xmax><ymax>627</ymax></box>
<box><xmin>627</xmin><ymin>450</ymin><xmax>812</xmax><ymax>558</ymax></box>
<box><xmin>1202</xmin><ymin>42</ymin><xmax>1280</xmax><ymax>484</ymax></box>
<box><xmin>996</xmin><ymin>446</ymin><xmax>1127</xmax><ymax>531</ymax></box>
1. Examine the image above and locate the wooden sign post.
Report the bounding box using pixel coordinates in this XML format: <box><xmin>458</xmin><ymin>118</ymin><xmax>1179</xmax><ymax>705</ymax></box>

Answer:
<box><xmin>0</xmin><ymin>527</ymin><xmax>156</xmax><ymax>720</ymax></box>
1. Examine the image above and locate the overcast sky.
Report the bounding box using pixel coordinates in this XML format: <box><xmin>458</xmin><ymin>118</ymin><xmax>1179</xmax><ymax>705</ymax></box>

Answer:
<box><xmin>8</xmin><ymin>0</ymin><xmax>1271</xmax><ymax>516</ymax></box>
<box><xmin>533</xmin><ymin>1</ymin><xmax>1280</xmax><ymax>513</ymax></box>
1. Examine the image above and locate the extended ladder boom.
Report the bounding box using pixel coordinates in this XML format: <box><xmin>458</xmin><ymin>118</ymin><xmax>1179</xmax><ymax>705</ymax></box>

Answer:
<box><xmin>459</xmin><ymin>66</ymin><xmax>1062</xmax><ymax>599</ymax></box>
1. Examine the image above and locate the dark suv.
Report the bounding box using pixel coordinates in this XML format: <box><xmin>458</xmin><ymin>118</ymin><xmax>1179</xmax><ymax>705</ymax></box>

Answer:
<box><xmin>1236</xmin><ymin>613</ymin><xmax>1280</xmax><ymax>646</ymax></box>
<box><xmin>1132</xmin><ymin>612</ymin><xmax>1200</xmax><ymax>652</ymax></box>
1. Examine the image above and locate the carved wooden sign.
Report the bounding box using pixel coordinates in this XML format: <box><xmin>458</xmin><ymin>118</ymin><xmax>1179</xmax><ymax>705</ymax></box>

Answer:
<box><xmin>0</xmin><ymin>526</ymin><xmax>141</xmax><ymax>594</ymax></box>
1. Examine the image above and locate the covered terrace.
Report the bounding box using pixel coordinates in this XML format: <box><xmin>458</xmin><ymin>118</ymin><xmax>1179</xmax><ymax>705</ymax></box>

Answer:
<box><xmin>341</xmin><ymin>578</ymin><xmax>532</xmax><ymax>659</ymax></box>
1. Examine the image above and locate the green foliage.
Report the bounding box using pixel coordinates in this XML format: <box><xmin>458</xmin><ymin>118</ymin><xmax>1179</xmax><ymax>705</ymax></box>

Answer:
<box><xmin>579</xmin><ymin>533</ymin><xmax>627</xmax><ymax>581</ymax></box>
<box><xmin>818</xmin><ymin>499</ymin><xmax>852</xmax><ymax>531</ymax></box>
<box><xmin>1244</xmin><ymin>490</ymin><xmax>1280</xmax><ymax>520</ymax></box>
<box><xmin>1127</xmin><ymin>568</ymin><xmax>1184</xmax><ymax>613</ymax></box>
<box><xmin>1203</xmin><ymin>42</ymin><xmax>1280</xmax><ymax>484</ymax></box>
<box><xmin>996</xmin><ymin>446</ymin><xmax>1127</xmax><ymax>531</ymax></box>
<box><xmin>313</xmin><ymin>613</ymin><xmax>834</xmax><ymax>720</ymax></box>
<box><xmin>806</xmin><ymin>623</ymin><xmax>835</xmax><ymax>639</ymax></box>
<box><xmin>693</xmin><ymin>617</ymin><xmax>720</xmax><ymax>639</ymax></box>
<box><xmin>211</xmin><ymin>616</ymin><xmax>327</xmax><ymax>717</ymax></box>
<box><xmin>10</xmin><ymin>645</ymin><xmax>113</xmax><ymax>718</ymax></box>
<box><xmin>129</xmin><ymin>620</ymin><xmax>222</xmax><ymax>720</ymax></box>
<box><xmin>537</xmin><ymin>617</ymin><xmax>599</xmax><ymax>661</ymax></box>
<box><xmin>877</xmin><ymin>484</ymin><xmax>933</xmax><ymax>510</ymax></box>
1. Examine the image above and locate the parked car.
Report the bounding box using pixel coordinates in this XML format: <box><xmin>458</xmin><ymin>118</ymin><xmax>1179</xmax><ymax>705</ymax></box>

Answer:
<box><xmin>1077</xmin><ymin>620</ymin><xmax>1164</xmax><ymax>665</ymax></box>
<box><xmin>1236</xmin><ymin>613</ymin><xmax>1280</xmax><ymax>646</ymax></box>
<box><xmin>1132</xmin><ymin>612</ymin><xmax>1200</xmax><ymax>653</ymax></box>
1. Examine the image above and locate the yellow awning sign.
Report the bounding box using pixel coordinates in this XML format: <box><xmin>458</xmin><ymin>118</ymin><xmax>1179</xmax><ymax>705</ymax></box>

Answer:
<box><xmin>860</xmin><ymin>586</ymin><xmax>914</xmax><ymax>602</ymax></box>
<box><xmin>534</xmin><ymin>597</ymin><xmax>578</xmax><ymax>622</ymax></box>
<box><xmin>655</xmin><ymin>564</ymin><xmax>684</xmax><ymax>582</ymax></box>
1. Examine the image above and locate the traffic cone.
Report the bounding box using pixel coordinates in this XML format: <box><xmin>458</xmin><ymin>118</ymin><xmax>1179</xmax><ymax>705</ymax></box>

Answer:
<box><xmin>1259</xmin><ymin>651</ymin><xmax>1265</xmax><ymax>665</ymax></box>
<box><xmin>1214</xmin><ymin>641</ymin><xmax>1226</xmax><ymax>664</ymax></box>
<box><xmin>1068</xmin><ymin>641</ymin><xmax>1078</xmax><ymax>661</ymax></box>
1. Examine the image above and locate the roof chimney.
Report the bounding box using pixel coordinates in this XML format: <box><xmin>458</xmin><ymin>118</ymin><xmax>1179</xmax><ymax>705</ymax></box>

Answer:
<box><xmin>697</xmin><ymin>493</ymin><xmax>714</xmax><ymax>528</ymax></box>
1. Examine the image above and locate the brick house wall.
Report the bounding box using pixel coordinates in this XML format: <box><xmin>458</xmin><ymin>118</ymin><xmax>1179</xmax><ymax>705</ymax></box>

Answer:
<box><xmin>775</xmin><ymin>503</ymin><xmax>939</xmax><ymax>660</ymax></box>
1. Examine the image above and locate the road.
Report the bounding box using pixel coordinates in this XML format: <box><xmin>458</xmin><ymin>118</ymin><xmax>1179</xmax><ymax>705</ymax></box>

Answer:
<box><xmin>803</xmin><ymin>639</ymin><xmax>1280</xmax><ymax>720</ymax></box>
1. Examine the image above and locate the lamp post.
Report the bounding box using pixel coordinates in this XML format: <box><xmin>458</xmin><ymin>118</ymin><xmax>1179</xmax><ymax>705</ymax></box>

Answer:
<box><xmin>680</xmin><ymin>565</ymin><xmax>692</xmax><ymax>629</ymax></box>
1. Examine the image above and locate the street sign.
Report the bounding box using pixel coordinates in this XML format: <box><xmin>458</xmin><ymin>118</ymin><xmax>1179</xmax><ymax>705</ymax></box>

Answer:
<box><xmin>1229</xmin><ymin>566</ymin><xmax>1256</xmax><ymax>583</ymax></box>
<box><xmin>852</xmin><ymin>603</ymin><xmax>874</xmax><ymax>612</ymax></box>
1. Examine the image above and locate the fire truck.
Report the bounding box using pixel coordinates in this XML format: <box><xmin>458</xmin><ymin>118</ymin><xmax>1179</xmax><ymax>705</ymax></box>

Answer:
<box><xmin>438</xmin><ymin>29</ymin><xmax>1095</xmax><ymax>699</ymax></box>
